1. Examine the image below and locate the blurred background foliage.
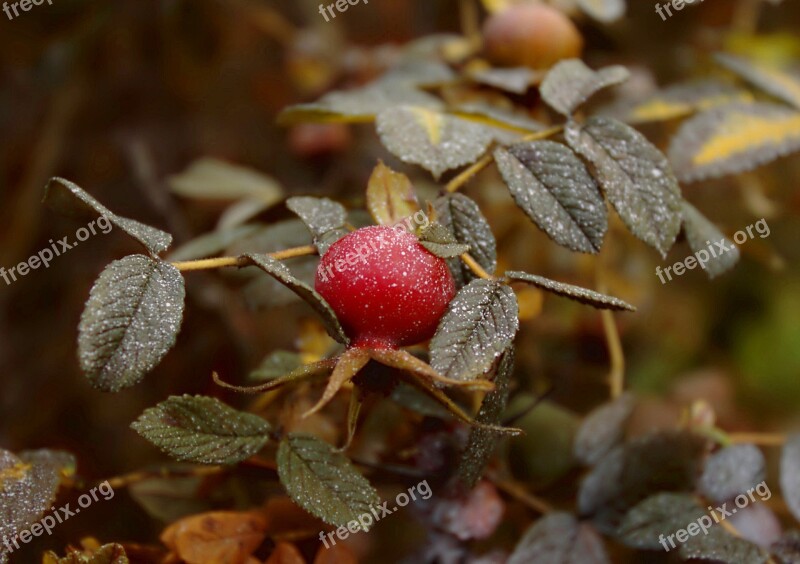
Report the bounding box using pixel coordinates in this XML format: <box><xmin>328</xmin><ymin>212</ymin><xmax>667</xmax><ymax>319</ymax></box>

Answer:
<box><xmin>1</xmin><ymin>0</ymin><xmax>799</xmax><ymax>560</ymax></box>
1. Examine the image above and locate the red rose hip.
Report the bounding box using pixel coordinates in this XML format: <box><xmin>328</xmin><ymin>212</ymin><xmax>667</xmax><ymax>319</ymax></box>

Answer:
<box><xmin>315</xmin><ymin>225</ymin><xmax>456</xmax><ymax>349</ymax></box>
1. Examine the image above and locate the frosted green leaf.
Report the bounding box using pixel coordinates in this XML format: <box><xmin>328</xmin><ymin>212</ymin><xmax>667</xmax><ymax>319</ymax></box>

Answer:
<box><xmin>617</xmin><ymin>493</ymin><xmax>705</xmax><ymax>550</ymax></box>
<box><xmin>419</xmin><ymin>222</ymin><xmax>470</xmax><ymax>258</ymax></box>
<box><xmin>79</xmin><ymin>255</ymin><xmax>185</xmax><ymax>392</ymax></box>
<box><xmin>376</xmin><ymin>106</ymin><xmax>494</xmax><ymax>178</ymax></box>
<box><xmin>699</xmin><ymin>444</ymin><xmax>765</xmax><ymax>503</ymax></box>
<box><xmin>168</xmin><ymin>224</ymin><xmax>262</xmax><ymax>262</ymax></box>
<box><xmin>781</xmin><ymin>435</ymin><xmax>800</xmax><ymax>523</ymax></box>
<box><xmin>495</xmin><ymin>142</ymin><xmax>607</xmax><ymax>253</ymax></box>
<box><xmin>430</xmin><ymin>280</ymin><xmax>519</xmax><ymax>381</ymax></box>
<box><xmin>278</xmin><ymin>80</ymin><xmax>443</xmax><ymax>124</ymax></box>
<box><xmin>455</xmin><ymin>347</ymin><xmax>514</xmax><ymax>491</ymax></box>
<box><xmin>44</xmin><ymin>177</ymin><xmax>172</xmax><ymax>255</ymax></box>
<box><xmin>286</xmin><ymin>196</ymin><xmax>348</xmax><ymax>254</ymax></box>
<box><xmin>679</xmin><ymin>528</ymin><xmax>767</xmax><ymax>563</ymax></box>
<box><xmin>508</xmin><ymin>512</ymin><xmax>610</xmax><ymax>564</ymax></box>
<box><xmin>131</xmin><ymin>395</ymin><xmax>271</xmax><ymax>465</ymax></box>
<box><xmin>507</xmin><ymin>271</ymin><xmax>635</xmax><ymax>311</ymax></box>
<box><xmin>167</xmin><ymin>158</ymin><xmax>283</xmax><ymax>203</ymax></box>
<box><xmin>668</xmin><ymin>102</ymin><xmax>800</xmax><ymax>182</ymax></box>
<box><xmin>577</xmin><ymin>432</ymin><xmax>706</xmax><ymax>530</ymax></box>
<box><xmin>715</xmin><ymin>52</ymin><xmax>800</xmax><ymax>110</ymax></box>
<box><xmin>277</xmin><ymin>434</ymin><xmax>381</xmax><ymax>528</ymax></box>
<box><xmin>681</xmin><ymin>202</ymin><xmax>740</xmax><ymax>278</ymax></box>
<box><xmin>244</xmin><ymin>253</ymin><xmax>348</xmax><ymax>345</ymax></box>
<box><xmin>565</xmin><ymin>117</ymin><xmax>683</xmax><ymax>257</ymax></box>
<box><xmin>541</xmin><ymin>60</ymin><xmax>629</xmax><ymax>117</ymax></box>
<box><xmin>574</xmin><ymin>393</ymin><xmax>636</xmax><ymax>466</ymax></box>
<box><xmin>0</xmin><ymin>448</ymin><xmax>74</xmax><ymax>564</ymax></box>
<box><xmin>576</xmin><ymin>0</ymin><xmax>626</xmax><ymax>23</ymax></box>
<box><xmin>433</xmin><ymin>193</ymin><xmax>497</xmax><ymax>285</ymax></box>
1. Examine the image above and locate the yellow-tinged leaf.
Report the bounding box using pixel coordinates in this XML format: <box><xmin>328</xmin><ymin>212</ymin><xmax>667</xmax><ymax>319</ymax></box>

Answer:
<box><xmin>480</xmin><ymin>0</ymin><xmax>515</xmax><ymax>14</ymax></box>
<box><xmin>296</xmin><ymin>318</ymin><xmax>335</xmax><ymax>364</ymax></box>
<box><xmin>366</xmin><ymin>162</ymin><xmax>421</xmax><ymax>226</ymax></box>
<box><xmin>0</xmin><ymin>462</ymin><xmax>31</xmax><ymax>489</ymax></box>
<box><xmin>629</xmin><ymin>92</ymin><xmax>753</xmax><ymax>123</ymax></box>
<box><xmin>604</xmin><ymin>80</ymin><xmax>753</xmax><ymax>124</ymax></box>
<box><xmin>669</xmin><ymin>102</ymin><xmax>800</xmax><ymax>182</ymax></box>
<box><xmin>376</xmin><ymin>106</ymin><xmax>495</xmax><ymax>178</ymax></box>
<box><xmin>410</xmin><ymin>107</ymin><xmax>444</xmax><ymax>145</ymax></box>
<box><xmin>693</xmin><ymin>111</ymin><xmax>800</xmax><ymax>166</ymax></box>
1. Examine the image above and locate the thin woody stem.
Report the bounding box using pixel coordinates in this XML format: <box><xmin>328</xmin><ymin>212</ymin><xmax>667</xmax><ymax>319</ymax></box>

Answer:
<box><xmin>444</xmin><ymin>126</ymin><xmax>563</xmax><ymax>193</ymax></box>
<box><xmin>460</xmin><ymin>253</ymin><xmax>494</xmax><ymax>280</ymax></box>
<box><xmin>445</xmin><ymin>154</ymin><xmax>493</xmax><ymax>193</ymax></box>
<box><xmin>728</xmin><ymin>432</ymin><xmax>786</xmax><ymax>446</ymax></box>
<box><xmin>172</xmin><ymin>245</ymin><xmax>317</xmax><ymax>272</ymax></box>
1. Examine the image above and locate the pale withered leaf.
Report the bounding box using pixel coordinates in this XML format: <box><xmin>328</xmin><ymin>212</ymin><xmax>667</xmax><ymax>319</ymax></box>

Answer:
<box><xmin>566</xmin><ymin>117</ymin><xmax>683</xmax><ymax>257</ymax></box>
<box><xmin>576</xmin><ymin>0</ymin><xmax>626</xmax><ymax>23</ymax></box>
<box><xmin>365</xmin><ymin>161</ymin><xmax>421</xmax><ymax>226</ymax></box>
<box><xmin>277</xmin><ymin>434</ymin><xmax>381</xmax><ymax>528</ymax></box>
<box><xmin>79</xmin><ymin>255</ymin><xmax>185</xmax><ymax>392</ymax></box>
<box><xmin>167</xmin><ymin>158</ymin><xmax>283</xmax><ymax>203</ymax></box>
<box><xmin>494</xmin><ymin>141</ymin><xmax>607</xmax><ymax>254</ymax></box>
<box><xmin>131</xmin><ymin>395</ymin><xmax>271</xmax><ymax>465</ymax></box>
<box><xmin>278</xmin><ymin>80</ymin><xmax>444</xmax><ymax>124</ymax></box>
<box><xmin>430</xmin><ymin>279</ymin><xmax>519</xmax><ymax>381</ymax></box>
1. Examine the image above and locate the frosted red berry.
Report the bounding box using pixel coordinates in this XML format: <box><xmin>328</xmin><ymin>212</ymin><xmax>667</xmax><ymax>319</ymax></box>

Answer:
<box><xmin>315</xmin><ymin>225</ymin><xmax>456</xmax><ymax>349</ymax></box>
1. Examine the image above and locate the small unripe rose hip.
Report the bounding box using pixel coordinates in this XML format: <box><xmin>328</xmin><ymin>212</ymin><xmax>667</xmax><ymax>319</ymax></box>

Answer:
<box><xmin>482</xmin><ymin>4</ymin><xmax>583</xmax><ymax>70</ymax></box>
<box><xmin>315</xmin><ymin>225</ymin><xmax>456</xmax><ymax>349</ymax></box>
